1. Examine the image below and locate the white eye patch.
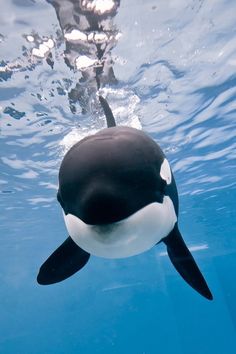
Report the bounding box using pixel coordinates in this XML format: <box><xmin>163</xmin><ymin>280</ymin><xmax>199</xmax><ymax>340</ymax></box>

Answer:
<box><xmin>160</xmin><ymin>158</ymin><xmax>172</xmax><ymax>185</ymax></box>
<box><xmin>63</xmin><ymin>196</ymin><xmax>177</xmax><ymax>259</ymax></box>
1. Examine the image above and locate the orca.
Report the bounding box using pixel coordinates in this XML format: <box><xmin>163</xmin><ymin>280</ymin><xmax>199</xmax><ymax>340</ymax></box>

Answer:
<box><xmin>37</xmin><ymin>96</ymin><xmax>213</xmax><ymax>300</ymax></box>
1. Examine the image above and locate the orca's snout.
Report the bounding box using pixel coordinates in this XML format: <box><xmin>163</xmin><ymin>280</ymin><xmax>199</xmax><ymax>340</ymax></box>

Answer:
<box><xmin>80</xmin><ymin>188</ymin><xmax>127</xmax><ymax>225</ymax></box>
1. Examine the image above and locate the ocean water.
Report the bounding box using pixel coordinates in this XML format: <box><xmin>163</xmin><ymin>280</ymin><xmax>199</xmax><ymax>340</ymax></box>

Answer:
<box><xmin>0</xmin><ymin>0</ymin><xmax>236</xmax><ymax>353</ymax></box>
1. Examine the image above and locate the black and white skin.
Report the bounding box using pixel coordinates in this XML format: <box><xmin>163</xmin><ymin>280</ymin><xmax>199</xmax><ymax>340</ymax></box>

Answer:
<box><xmin>37</xmin><ymin>94</ymin><xmax>213</xmax><ymax>301</ymax></box>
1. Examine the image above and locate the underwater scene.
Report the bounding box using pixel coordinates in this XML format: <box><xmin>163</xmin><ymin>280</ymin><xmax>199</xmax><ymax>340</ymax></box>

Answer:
<box><xmin>0</xmin><ymin>0</ymin><xmax>236</xmax><ymax>353</ymax></box>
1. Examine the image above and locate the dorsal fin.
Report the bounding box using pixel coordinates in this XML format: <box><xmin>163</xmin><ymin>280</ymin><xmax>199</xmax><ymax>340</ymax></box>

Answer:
<box><xmin>99</xmin><ymin>95</ymin><xmax>116</xmax><ymax>128</ymax></box>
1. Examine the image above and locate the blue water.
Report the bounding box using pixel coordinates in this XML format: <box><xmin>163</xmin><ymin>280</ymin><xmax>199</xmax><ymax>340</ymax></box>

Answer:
<box><xmin>1</xmin><ymin>0</ymin><xmax>236</xmax><ymax>353</ymax></box>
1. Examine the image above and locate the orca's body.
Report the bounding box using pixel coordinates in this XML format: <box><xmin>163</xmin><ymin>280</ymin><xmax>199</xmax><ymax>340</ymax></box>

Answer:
<box><xmin>37</xmin><ymin>97</ymin><xmax>213</xmax><ymax>300</ymax></box>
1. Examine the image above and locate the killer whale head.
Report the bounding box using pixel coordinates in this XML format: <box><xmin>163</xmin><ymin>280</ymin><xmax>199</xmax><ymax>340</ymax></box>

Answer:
<box><xmin>37</xmin><ymin>96</ymin><xmax>213</xmax><ymax>300</ymax></box>
<box><xmin>57</xmin><ymin>126</ymin><xmax>175</xmax><ymax>221</ymax></box>
<box><xmin>57</xmin><ymin>126</ymin><xmax>177</xmax><ymax>258</ymax></box>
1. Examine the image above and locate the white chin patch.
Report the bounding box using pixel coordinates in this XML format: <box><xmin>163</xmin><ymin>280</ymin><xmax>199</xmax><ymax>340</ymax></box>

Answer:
<box><xmin>63</xmin><ymin>196</ymin><xmax>177</xmax><ymax>259</ymax></box>
<box><xmin>160</xmin><ymin>159</ymin><xmax>172</xmax><ymax>185</ymax></box>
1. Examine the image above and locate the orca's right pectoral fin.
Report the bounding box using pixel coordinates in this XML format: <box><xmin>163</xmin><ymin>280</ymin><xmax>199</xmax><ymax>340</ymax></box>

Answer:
<box><xmin>163</xmin><ymin>225</ymin><xmax>213</xmax><ymax>300</ymax></box>
<box><xmin>37</xmin><ymin>237</ymin><xmax>90</xmax><ymax>285</ymax></box>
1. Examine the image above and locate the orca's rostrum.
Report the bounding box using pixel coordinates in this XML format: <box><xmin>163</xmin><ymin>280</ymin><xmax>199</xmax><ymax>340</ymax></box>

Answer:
<box><xmin>37</xmin><ymin>96</ymin><xmax>213</xmax><ymax>300</ymax></box>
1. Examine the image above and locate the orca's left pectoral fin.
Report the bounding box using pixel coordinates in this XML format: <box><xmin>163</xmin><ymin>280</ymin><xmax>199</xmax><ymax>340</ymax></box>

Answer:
<box><xmin>163</xmin><ymin>225</ymin><xmax>213</xmax><ymax>300</ymax></box>
<box><xmin>37</xmin><ymin>237</ymin><xmax>90</xmax><ymax>285</ymax></box>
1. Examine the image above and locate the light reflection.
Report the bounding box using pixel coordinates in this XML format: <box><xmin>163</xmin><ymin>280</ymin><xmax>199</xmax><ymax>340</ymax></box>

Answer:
<box><xmin>159</xmin><ymin>244</ymin><xmax>209</xmax><ymax>257</ymax></box>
